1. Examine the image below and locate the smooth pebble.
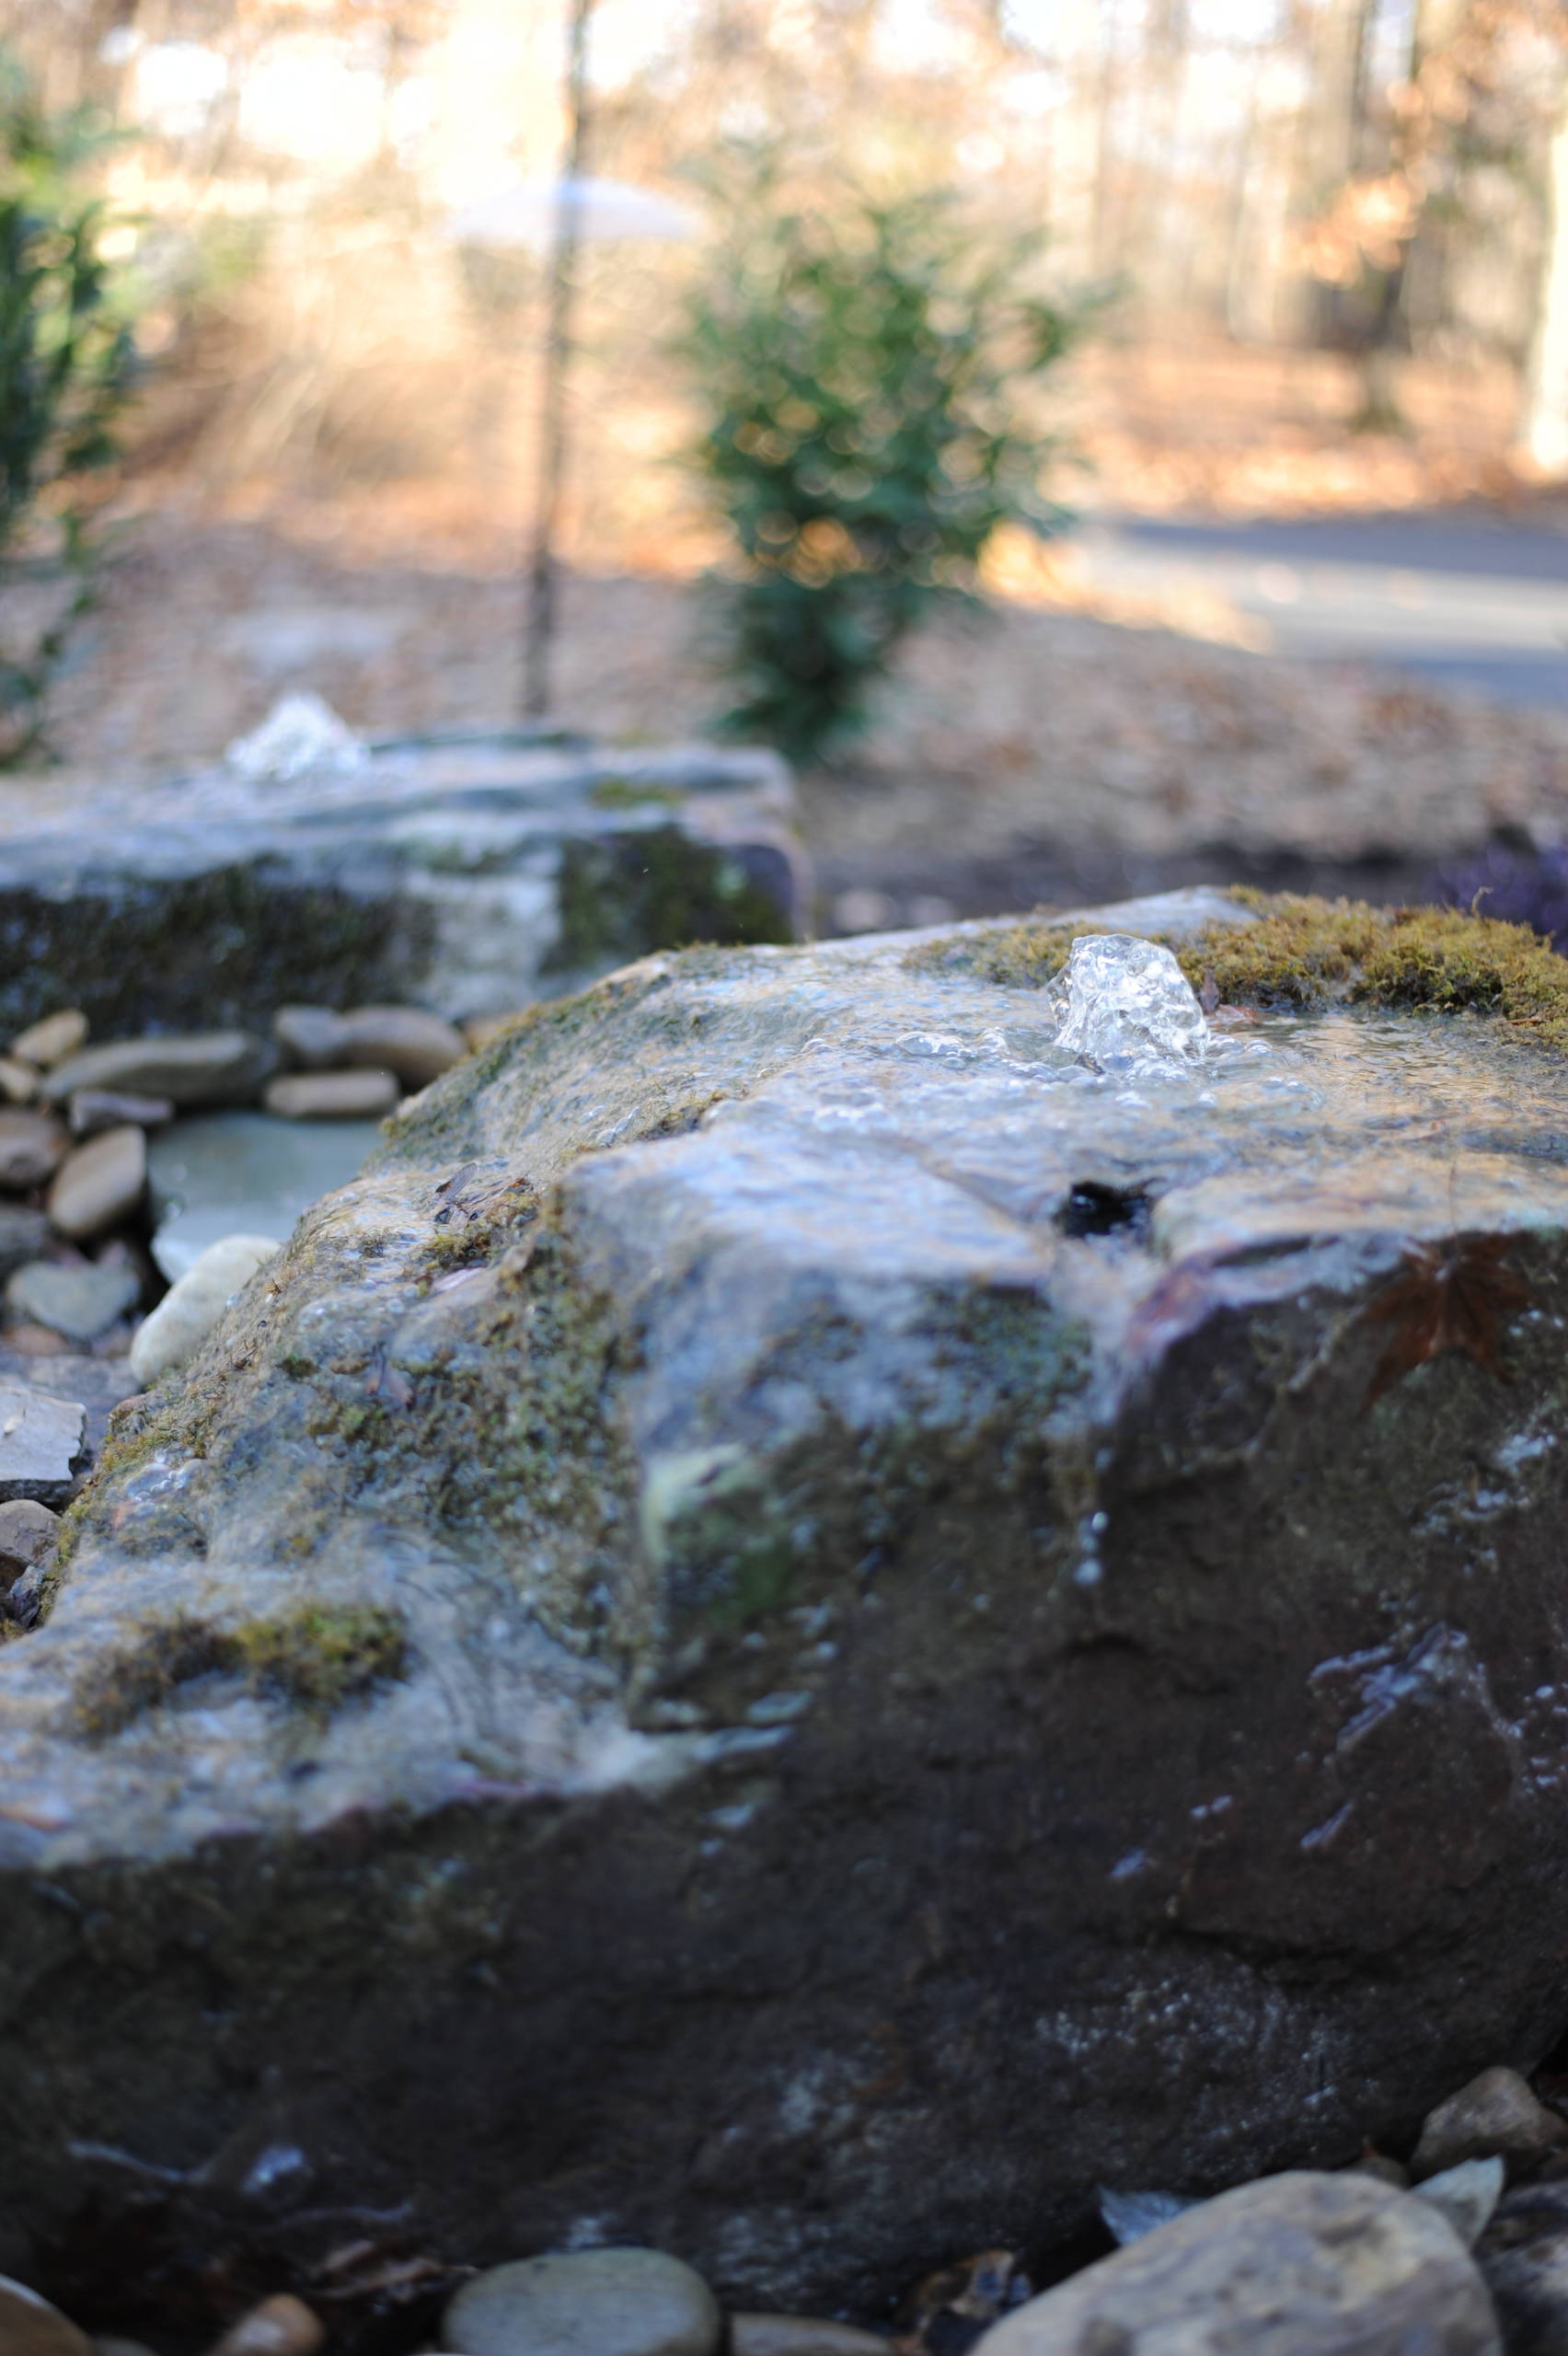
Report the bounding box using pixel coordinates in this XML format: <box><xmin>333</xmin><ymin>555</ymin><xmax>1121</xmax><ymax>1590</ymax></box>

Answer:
<box><xmin>441</xmin><ymin>2248</ymin><xmax>721</xmax><ymax>2356</ymax></box>
<box><xmin>130</xmin><ymin>1234</ymin><xmax>280</xmax><ymax>1386</ymax></box>
<box><xmin>47</xmin><ymin>1127</ymin><xmax>147</xmax><ymax>1242</ymax></box>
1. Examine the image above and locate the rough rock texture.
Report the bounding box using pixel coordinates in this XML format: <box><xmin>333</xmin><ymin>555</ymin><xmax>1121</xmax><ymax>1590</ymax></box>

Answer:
<box><xmin>8</xmin><ymin>892</ymin><xmax>1568</xmax><ymax>2327</ymax></box>
<box><xmin>0</xmin><ymin>733</ymin><xmax>804</xmax><ymax>1034</ymax></box>
<box><xmin>976</xmin><ymin>2173</ymin><xmax>1498</xmax><ymax>2355</ymax></box>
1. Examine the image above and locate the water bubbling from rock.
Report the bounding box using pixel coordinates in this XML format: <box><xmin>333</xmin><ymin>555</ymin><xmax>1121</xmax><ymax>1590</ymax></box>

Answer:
<box><xmin>1051</xmin><ymin>933</ymin><xmax>1211</xmax><ymax>1075</ymax></box>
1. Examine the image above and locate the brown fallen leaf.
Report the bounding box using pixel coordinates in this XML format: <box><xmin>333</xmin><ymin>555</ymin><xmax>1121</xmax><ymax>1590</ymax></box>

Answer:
<box><xmin>1365</xmin><ymin>1233</ymin><xmax>1533</xmax><ymax>1404</ymax></box>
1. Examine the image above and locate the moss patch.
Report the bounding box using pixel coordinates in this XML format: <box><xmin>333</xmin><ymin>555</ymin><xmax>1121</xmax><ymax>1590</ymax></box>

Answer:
<box><xmin>907</xmin><ymin>890</ymin><xmax>1568</xmax><ymax>1049</ymax></box>
<box><xmin>0</xmin><ymin>864</ymin><xmax>438</xmax><ymax>1036</ymax></box>
<box><xmin>545</xmin><ymin>826</ymin><xmax>793</xmax><ymax>977</ymax></box>
<box><xmin>587</xmin><ymin>776</ymin><xmax>683</xmax><ymax>811</ymax></box>
<box><xmin>75</xmin><ymin>1602</ymin><xmax>407</xmax><ymax>1738</ymax></box>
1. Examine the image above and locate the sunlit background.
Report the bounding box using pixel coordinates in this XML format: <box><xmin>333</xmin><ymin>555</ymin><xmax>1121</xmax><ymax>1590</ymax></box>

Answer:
<box><xmin>3</xmin><ymin>0</ymin><xmax>1568</xmax><ymax>933</ymax></box>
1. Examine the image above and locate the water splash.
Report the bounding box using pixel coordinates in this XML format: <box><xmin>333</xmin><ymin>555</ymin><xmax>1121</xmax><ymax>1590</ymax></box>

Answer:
<box><xmin>225</xmin><ymin>692</ymin><xmax>368</xmax><ymax>783</ymax></box>
<box><xmin>1052</xmin><ymin>934</ymin><xmax>1211</xmax><ymax>1076</ymax></box>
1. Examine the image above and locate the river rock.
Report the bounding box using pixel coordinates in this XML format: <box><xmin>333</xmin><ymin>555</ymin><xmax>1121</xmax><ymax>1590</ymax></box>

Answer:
<box><xmin>144</xmin><ymin>1112</ymin><xmax>383</xmax><ymax>1280</ymax></box>
<box><xmin>0</xmin><ymin>1384</ymin><xmax>83</xmax><ymax>1505</ymax></box>
<box><xmin>729</xmin><ymin>2319</ymin><xmax>889</xmax><ymax>2356</ymax></box>
<box><xmin>442</xmin><ymin>2250</ymin><xmax>721</xmax><ymax>2356</ymax></box>
<box><xmin>207</xmin><ymin>2294</ymin><xmax>326</xmax><ymax>2356</ymax></box>
<box><xmin>42</xmin><ymin>1034</ymin><xmax>276</xmax><ymax>1111</ymax></box>
<box><xmin>0</xmin><ymin>1206</ymin><xmax>49</xmax><ymax>1276</ymax></box>
<box><xmin>5</xmin><ymin>1262</ymin><xmax>140</xmax><ymax>1345</ymax></box>
<box><xmin>0</xmin><ymin>2275</ymin><xmax>93</xmax><ymax>2356</ymax></box>
<box><xmin>263</xmin><ymin>1069</ymin><xmax>399</xmax><ymax>1121</ymax></box>
<box><xmin>15</xmin><ymin>892</ymin><xmax>1568</xmax><ymax>2315</ymax></box>
<box><xmin>272</xmin><ymin>1006</ymin><xmax>350</xmax><ymax>1068</ymax></box>
<box><xmin>339</xmin><ymin>1007</ymin><xmax>467</xmax><ymax>1087</ymax></box>
<box><xmin>12</xmin><ymin>1011</ymin><xmax>86</xmax><ymax>1070</ymax></box>
<box><xmin>1414</xmin><ymin>2068</ymin><xmax>1567</xmax><ymax>2179</ymax></box>
<box><xmin>67</xmin><ymin>1091</ymin><xmax>174</xmax><ymax>1141</ymax></box>
<box><xmin>1414</xmin><ymin>2156</ymin><xmax>1506</xmax><ymax>2247</ymax></box>
<box><xmin>975</xmin><ymin>2173</ymin><xmax>1497</xmax><ymax>2355</ymax></box>
<box><xmin>0</xmin><ymin>1348</ymin><xmax>139</xmax><ymax>1465</ymax></box>
<box><xmin>0</xmin><ymin>1112</ymin><xmax>67</xmax><ymax>1190</ymax></box>
<box><xmin>0</xmin><ymin>1057</ymin><xmax>37</xmax><ymax>1103</ymax></box>
<box><xmin>130</xmin><ymin>1234</ymin><xmax>280</xmax><ymax>1387</ymax></box>
<box><xmin>46</xmin><ymin>1127</ymin><xmax>146</xmax><ymax>1242</ymax></box>
<box><xmin>1481</xmin><ymin>2185</ymin><xmax>1568</xmax><ymax>2354</ymax></box>
<box><xmin>273</xmin><ymin>1005</ymin><xmax>467</xmax><ymax>1087</ymax></box>
<box><xmin>0</xmin><ymin>1500</ymin><xmax>59</xmax><ymax>1584</ymax></box>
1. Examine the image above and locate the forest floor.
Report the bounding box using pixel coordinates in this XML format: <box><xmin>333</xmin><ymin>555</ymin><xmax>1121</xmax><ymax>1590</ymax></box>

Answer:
<box><xmin>14</xmin><ymin>332</ymin><xmax>1568</xmax><ymax>931</ymax></box>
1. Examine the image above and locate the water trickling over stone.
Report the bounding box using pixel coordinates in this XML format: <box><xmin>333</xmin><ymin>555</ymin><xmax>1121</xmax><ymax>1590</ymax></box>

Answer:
<box><xmin>1052</xmin><ymin>932</ymin><xmax>1210</xmax><ymax>1073</ymax></box>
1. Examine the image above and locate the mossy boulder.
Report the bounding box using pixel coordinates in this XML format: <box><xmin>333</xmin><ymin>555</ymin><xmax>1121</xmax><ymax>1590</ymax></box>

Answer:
<box><xmin>0</xmin><ymin>736</ymin><xmax>801</xmax><ymax>1034</ymax></box>
<box><xmin>7</xmin><ymin>889</ymin><xmax>1568</xmax><ymax>2330</ymax></box>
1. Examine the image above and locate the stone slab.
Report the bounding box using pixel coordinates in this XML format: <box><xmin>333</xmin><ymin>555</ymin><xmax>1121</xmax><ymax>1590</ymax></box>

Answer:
<box><xmin>0</xmin><ymin>734</ymin><xmax>806</xmax><ymax>1034</ymax></box>
<box><xmin>0</xmin><ymin>1385</ymin><xmax>84</xmax><ymax>1504</ymax></box>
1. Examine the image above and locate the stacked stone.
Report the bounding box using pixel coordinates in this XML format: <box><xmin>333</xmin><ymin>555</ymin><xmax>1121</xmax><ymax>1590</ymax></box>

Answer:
<box><xmin>0</xmin><ymin>999</ymin><xmax>491</xmax><ymax>1637</ymax></box>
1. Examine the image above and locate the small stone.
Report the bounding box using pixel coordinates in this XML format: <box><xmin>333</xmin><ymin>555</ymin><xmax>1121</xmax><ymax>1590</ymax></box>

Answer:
<box><xmin>441</xmin><ymin>2249</ymin><xmax>721</xmax><ymax>2356</ymax></box>
<box><xmin>0</xmin><ymin>1383</ymin><xmax>85</xmax><ymax>1505</ymax></box>
<box><xmin>12</xmin><ymin>1010</ymin><xmax>87</xmax><ymax>1070</ymax></box>
<box><xmin>729</xmin><ymin>2319</ymin><xmax>888</xmax><ymax>2356</ymax></box>
<box><xmin>462</xmin><ymin>1012</ymin><xmax>528</xmax><ymax>1054</ymax></box>
<box><xmin>272</xmin><ymin>1006</ymin><xmax>349</xmax><ymax>1069</ymax></box>
<box><xmin>130</xmin><ymin>1235</ymin><xmax>280</xmax><ymax>1387</ymax></box>
<box><xmin>1100</xmin><ymin>2189</ymin><xmax>1198</xmax><ymax>2246</ymax></box>
<box><xmin>1482</xmin><ymin>2235</ymin><xmax>1568</xmax><ymax>2355</ymax></box>
<box><xmin>340</xmin><ymin>1007</ymin><xmax>467</xmax><ymax>1088</ymax></box>
<box><xmin>263</xmin><ymin>1069</ymin><xmax>399</xmax><ymax>1121</ymax></box>
<box><xmin>1414</xmin><ymin>2155</ymin><xmax>1506</xmax><ymax>2246</ymax></box>
<box><xmin>0</xmin><ymin>2275</ymin><xmax>93</xmax><ymax>2356</ymax></box>
<box><xmin>3</xmin><ymin>1322</ymin><xmax>70</xmax><ymax>1357</ymax></box>
<box><xmin>977</xmin><ymin>2172</ymin><xmax>1498</xmax><ymax>2356</ymax></box>
<box><xmin>207</xmin><ymin>2295</ymin><xmax>326</xmax><ymax>2356</ymax></box>
<box><xmin>68</xmin><ymin>1091</ymin><xmax>175</xmax><ymax>1141</ymax></box>
<box><xmin>1414</xmin><ymin>2067</ymin><xmax>1567</xmax><ymax>2179</ymax></box>
<box><xmin>48</xmin><ymin>1127</ymin><xmax>147</xmax><ymax>1242</ymax></box>
<box><xmin>0</xmin><ymin>1206</ymin><xmax>50</xmax><ymax>1276</ymax></box>
<box><xmin>0</xmin><ymin>1499</ymin><xmax>60</xmax><ymax>1587</ymax></box>
<box><xmin>6</xmin><ymin>1262</ymin><xmax>140</xmax><ymax>1345</ymax></box>
<box><xmin>0</xmin><ymin>1057</ymin><xmax>37</xmax><ymax>1103</ymax></box>
<box><xmin>0</xmin><ymin>1111</ymin><xmax>68</xmax><ymax>1191</ymax></box>
<box><xmin>42</xmin><ymin>1034</ymin><xmax>276</xmax><ymax>1111</ymax></box>
<box><xmin>1344</xmin><ymin>2151</ymin><xmax>1411</xmax><ymax>2189</ymax></box>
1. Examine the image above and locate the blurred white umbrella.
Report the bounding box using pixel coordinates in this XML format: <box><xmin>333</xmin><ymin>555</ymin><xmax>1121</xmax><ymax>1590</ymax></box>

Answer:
<box><xmin>444</xmin><ymin>176</ymin><xmax>702</xmax><ymax>250</ymax></box>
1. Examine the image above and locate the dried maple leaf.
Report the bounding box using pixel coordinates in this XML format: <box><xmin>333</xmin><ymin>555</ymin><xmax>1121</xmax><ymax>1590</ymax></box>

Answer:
<box><xmin>1365</xmin><ymin>1234</ymin><xmax>1533</xmax><ymax>1404</ymax></box>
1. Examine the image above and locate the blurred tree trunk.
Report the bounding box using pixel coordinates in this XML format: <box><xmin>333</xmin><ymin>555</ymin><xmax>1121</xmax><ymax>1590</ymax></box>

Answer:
<box><xmin>1523</xmin><ymin>80</ymin><xmax>1568</xmax><ymax>472</ymax></box>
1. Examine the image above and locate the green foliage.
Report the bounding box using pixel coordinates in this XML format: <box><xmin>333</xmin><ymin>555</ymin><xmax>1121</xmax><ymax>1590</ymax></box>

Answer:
<box><xmin>679</xmin><ymin>159</ymin><xmax>1086</xmax><ymax>765</ymax></box>
<box><xmin>0</xmin><ymin>56</ymin><xmax>136</xmax><ymax>765</ymax></box>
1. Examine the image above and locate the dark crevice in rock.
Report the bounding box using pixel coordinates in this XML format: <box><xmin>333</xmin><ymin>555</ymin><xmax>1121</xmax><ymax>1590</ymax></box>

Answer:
<box><xmin>1058</xmin><ymin>1184</ymin><xmax>1156</xmax><ymax>1242</ymax></box>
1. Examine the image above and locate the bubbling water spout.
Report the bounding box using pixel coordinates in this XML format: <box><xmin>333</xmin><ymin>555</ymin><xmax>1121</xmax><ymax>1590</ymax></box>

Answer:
<box><xmin>1051</xmin><ymin>933</ymin><xmax>1211</xmax><ymax>1076</ymax></box>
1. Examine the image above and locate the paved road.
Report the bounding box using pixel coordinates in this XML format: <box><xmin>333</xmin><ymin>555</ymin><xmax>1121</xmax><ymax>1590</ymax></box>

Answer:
<box><xmin>1071</xmin><ymin>510</ymin><xmax>1568</xmax><ymax>710</ymax></box>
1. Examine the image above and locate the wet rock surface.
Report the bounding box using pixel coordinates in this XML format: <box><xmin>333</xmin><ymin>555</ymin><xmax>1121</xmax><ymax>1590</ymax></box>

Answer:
<box><xmin>9</xmin><ymin>893</ymin><xmax>1568</xmax><ymax>2321</ymax></box>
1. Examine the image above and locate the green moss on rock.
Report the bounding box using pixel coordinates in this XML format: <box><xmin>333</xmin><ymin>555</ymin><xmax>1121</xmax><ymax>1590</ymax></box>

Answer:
<box><xmin>908</xmin><ymin>890</ymin><xmax>1568</xmax><ymax>1048</ymax></box>
<box><xmin>546</xmin><ymin>826</ymin><xmax>793</xmax><ymax>978</ymax></box>
<box><xmin>75</xmin><ymin>1602</ymin><xmax>407</xmax><ymax>1737</ymax></box>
